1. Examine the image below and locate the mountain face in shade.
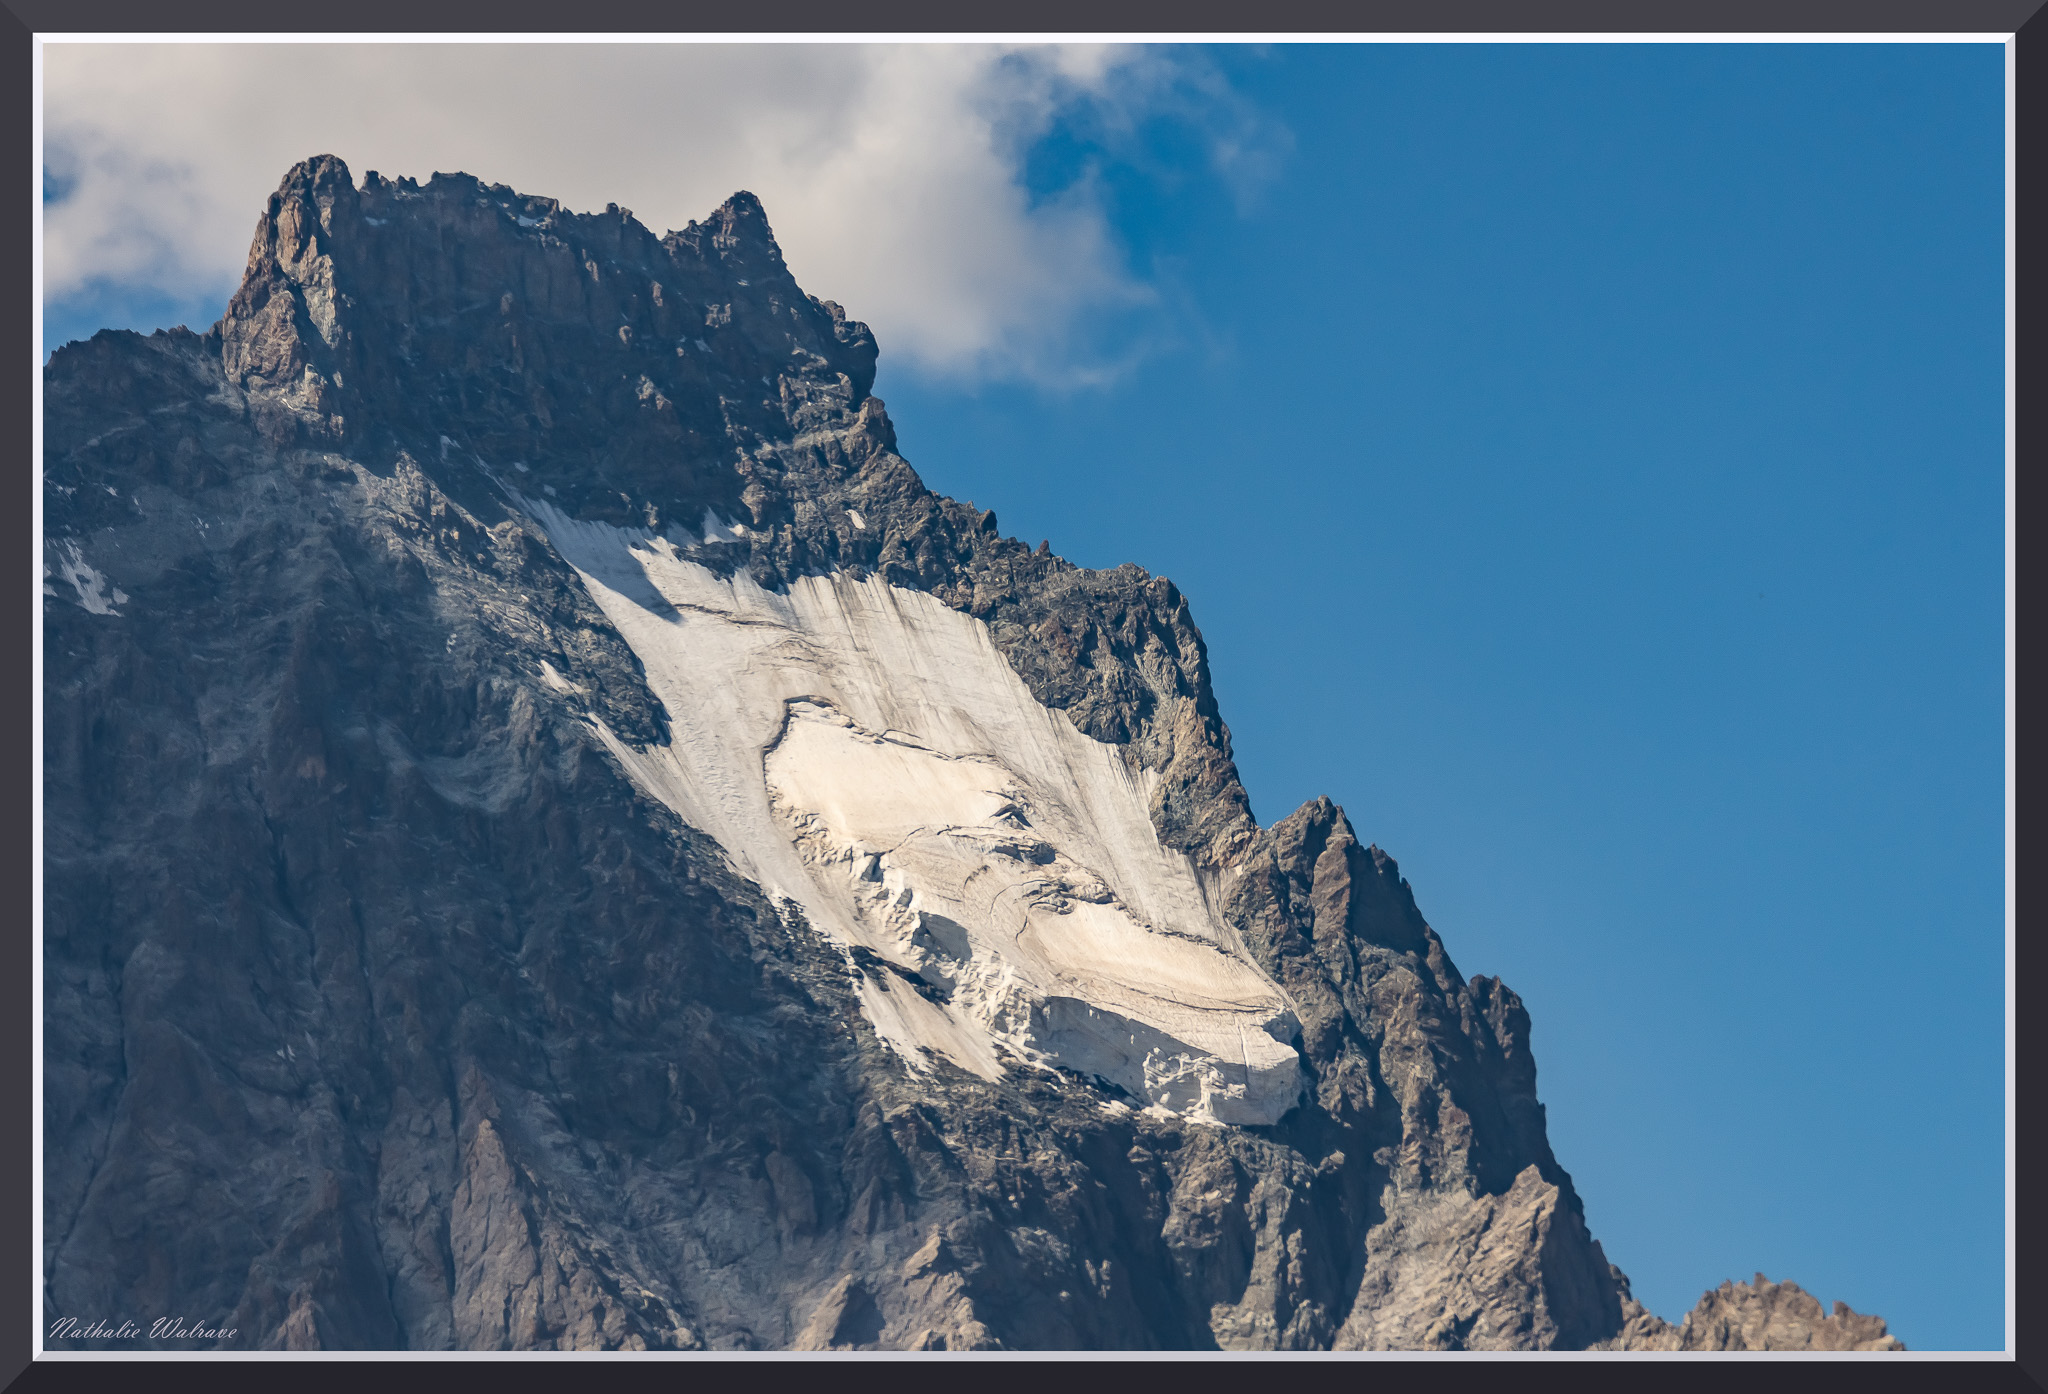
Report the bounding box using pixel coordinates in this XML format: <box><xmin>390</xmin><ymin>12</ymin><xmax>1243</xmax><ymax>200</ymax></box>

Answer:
<box><xmin>40</xmin><ymin>156</ymin><xmax>1903</xmax><ymax>1353</ymax></box>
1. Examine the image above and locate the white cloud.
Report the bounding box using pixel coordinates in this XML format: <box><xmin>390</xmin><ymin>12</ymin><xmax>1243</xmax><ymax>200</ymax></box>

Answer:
<box><xmin>40</xmin><ymin>42</ymin><xmax>1286</xmax><ymax>386</ymax></box>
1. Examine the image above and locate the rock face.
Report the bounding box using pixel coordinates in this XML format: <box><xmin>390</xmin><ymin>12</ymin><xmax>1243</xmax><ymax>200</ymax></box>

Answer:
<box><xmin>1600</xmin><ymin>1275</ymin><xmax>1905</xmax><ymax>1352</ymax></box>
<box><xmin>41</xmin><ymin>156</ymin><xmax>1900</xmax><ymax>1352</ymax></box>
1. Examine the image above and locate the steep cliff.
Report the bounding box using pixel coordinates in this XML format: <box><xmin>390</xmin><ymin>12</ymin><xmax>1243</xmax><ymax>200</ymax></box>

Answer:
<box><xmin>40</xmin><ymin>156</ymin><xmax>1900</xmax><ymax>1352</ymax></box>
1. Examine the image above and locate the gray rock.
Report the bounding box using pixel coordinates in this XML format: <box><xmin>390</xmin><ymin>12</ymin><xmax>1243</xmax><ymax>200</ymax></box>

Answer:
<box><xmin>39</xmin><ymin>155</ymin><xmax>1902</xmax><ymax>1352</ymax></box>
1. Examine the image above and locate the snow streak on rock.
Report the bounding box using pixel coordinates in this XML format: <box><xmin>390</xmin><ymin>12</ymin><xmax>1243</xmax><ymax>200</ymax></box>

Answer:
<box><xmin>525</xmin><ymin>499</ymin><xmax>1302</xmax><ymax>1125</ymax></box>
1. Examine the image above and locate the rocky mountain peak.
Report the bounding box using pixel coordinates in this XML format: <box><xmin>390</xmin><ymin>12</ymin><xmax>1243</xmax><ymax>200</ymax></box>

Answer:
<box><xmin>211</xmin><ymin>156</ymin><xmax>879</xmax><ymax>532</ymax></box>
<box><xmin>38</xmin><ymin>157</ymin><xmax>1902</xmax><ymax>1352</ymax></box>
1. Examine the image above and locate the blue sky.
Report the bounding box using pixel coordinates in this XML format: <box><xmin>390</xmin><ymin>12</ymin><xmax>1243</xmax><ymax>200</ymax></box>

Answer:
<box><xmin>879</xmin><ymin>43</ymin><xmax>2008</xmax><ymax>1350</ymax></box>
<box><xmin>43</xmin><ymin>40</ymin><xmax>2008</xmax><ymax>1349</ymax></box>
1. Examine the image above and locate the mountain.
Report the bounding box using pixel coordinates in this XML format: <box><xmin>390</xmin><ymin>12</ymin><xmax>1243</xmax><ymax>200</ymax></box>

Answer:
<box><xmin>39</xmin><ymin>155</ymin><xmax>1903</xmax><ymax>1353</ymax></box>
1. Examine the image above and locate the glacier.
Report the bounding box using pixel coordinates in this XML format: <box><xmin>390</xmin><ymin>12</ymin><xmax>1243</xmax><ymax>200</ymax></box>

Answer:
<box><xmin>522</xmin><ymin>497</ymin><xmax>1304</xmax><ymax>1126</ymax></box>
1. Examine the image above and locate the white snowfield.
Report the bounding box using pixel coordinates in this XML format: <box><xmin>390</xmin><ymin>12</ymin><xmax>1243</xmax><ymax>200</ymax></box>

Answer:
<box><xmin>524</xmin><ymin>500</ymin><xmax>1304</xmax><ymax>1126</ymax></box>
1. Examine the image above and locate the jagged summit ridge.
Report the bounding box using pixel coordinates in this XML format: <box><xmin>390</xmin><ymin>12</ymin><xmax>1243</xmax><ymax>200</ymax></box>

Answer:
<box><xmin>212</xmin><ymin>155</ymin><xmax>878</xmax><ymax>535</ymax></box>
<box><xmin>38</xmin><ymin>156</ymin><xmax>1903</xmax><ymax>1350</ymax></box>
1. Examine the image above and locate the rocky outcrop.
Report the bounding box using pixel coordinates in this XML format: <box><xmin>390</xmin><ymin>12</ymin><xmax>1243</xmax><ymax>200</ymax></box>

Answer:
<box><xmin>40</xmin><ymin>155</ymin><xmax>1898</xmax><ymax>1351</ymax></box>
<box><xmin>1600</xmin><ymin>1273</ymin><xmax>1904</xmax><ymax>1352</ymax></box>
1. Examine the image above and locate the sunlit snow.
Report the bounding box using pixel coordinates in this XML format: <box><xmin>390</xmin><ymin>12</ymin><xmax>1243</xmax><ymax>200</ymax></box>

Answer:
<box><xmin>522</xmin><ymin>500</ymin><xmax>1303</xmax><ymax>1124</ymax></box>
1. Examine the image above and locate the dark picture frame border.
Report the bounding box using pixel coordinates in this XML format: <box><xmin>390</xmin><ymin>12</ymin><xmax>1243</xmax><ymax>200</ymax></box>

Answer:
<box><xmin>4</xmin><ymin>1</ymin><xmax>2033</xmax><ymax>1384</ymax></box>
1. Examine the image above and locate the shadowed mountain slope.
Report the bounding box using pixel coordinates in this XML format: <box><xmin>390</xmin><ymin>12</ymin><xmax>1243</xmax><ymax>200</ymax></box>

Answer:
<box><xmin>40</xmin><ymin>156</ymin><xmax>1900</xmax><ymax>1353</ymax></box>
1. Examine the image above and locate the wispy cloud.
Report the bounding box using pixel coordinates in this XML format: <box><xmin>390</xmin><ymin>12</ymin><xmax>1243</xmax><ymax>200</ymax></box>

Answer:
<box><xmin>41</xmin><ymin>42</ymin><xmax>1288</xmax><ymax>386</ymax></box>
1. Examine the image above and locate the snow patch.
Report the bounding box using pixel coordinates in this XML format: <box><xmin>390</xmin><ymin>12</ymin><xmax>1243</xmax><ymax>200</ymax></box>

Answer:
<box><xmin>846</xmin><ymin>508</ymin><xmax>866</xmax><ymax>531</ymax></box>
<box><xmin>50</xmin><ymin>542</ymin><xmax>126</xmax><ymax>615</ymax></box>
<box><xmin>691</xmin><ymin>509</ymin><xmax>751</xmax><ymax>546</ymax></box>
<box><xmin>521</xmin><ymin>502</ymin><xmax>1302</xmax><ymax>1125</ymax></box>
<box><xmin>538</xmin><ymin>660</ymin><xmax>586</xmax><ymax>696</ymax></box>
